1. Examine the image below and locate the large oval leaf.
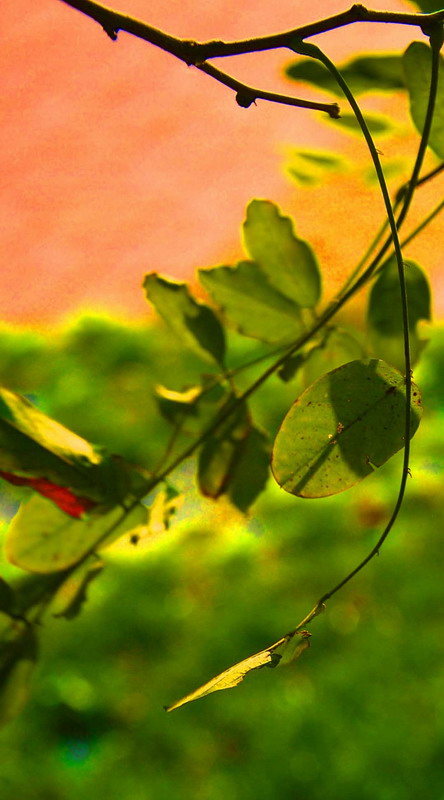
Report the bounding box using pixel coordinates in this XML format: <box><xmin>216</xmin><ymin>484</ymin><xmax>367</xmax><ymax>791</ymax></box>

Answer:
<box><xmin>272</xmin><ymin>359</ymin><xmax>422</xmax><ymax>498</ymax></box>
<box><xmin>5</xmin><ymin>497</ymin><xmax>147</xmax><ymax>573</ymax></box>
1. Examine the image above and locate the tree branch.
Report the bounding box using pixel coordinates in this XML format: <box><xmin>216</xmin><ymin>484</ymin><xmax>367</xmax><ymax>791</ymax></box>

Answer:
<box><xmin>59</xmin><ymin>0</ymin><xmax>443</xmax><ymax>62</ymax></box>
<box><xmin>59</xmin><ymin>0</ymin><xmax>442</xmax><ymax>118</ymax></box>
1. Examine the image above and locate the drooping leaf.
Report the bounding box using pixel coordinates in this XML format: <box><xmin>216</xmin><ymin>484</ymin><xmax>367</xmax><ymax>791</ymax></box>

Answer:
<box><xmin>285</xmin><ymin>54</ymin><xmax>405</xmax><ymax>96</ymax></box>
<box><xmin>0</xmin><ymin>614</ymin><xmax>38</xmax><ymax>728</ymax></box>
<box><xmin>50</xmin><ymin>557</ymin><xmax>104</xmax><ymax>620</ymax></box>
<box><xmin>272</xmin><ymin>359</ymin><xmax>422</xmax><ymax>498</ymax></box>
<box><xmin>199</xmin><ymin>261</ymin><xmax>304</xmax><ymax>343</ymax></box>
<box><xmin>228</xmin><ymin>426</ymin><xmax>270</xmax><ymax>512</ymax></box>
<box><xmin>243</xmin><ymin>200</ymin><xmax>321</xmax><ymax>308</ymax></box>
<box><xmin>165</xmin><ymin>629</ymin><xmax>311</xmax><ymax>712</ymax></box>
<box><xmin>403</xmin><ymin>41</ymin><xmax>444</xmax><ymax>159</ymax></box>
<box><xmin>5</xmin><ymin>497</ymin><xmax>148</xmax><ymax>573</ymax></box>
<box><xmin>0</xmin><ymin>389</ymin><xmax>129</xmax><ymax>515</ymax></box>
<box><xmin>303</xmin><ymin>328</ymin><xmax>366</xmax><ymax>387</ymax></box>
<box><xmin>367</xmin><ymin>259</ymin><xmax>431</xmax><ymax>370</ymax></box>
<box><xmin>198</xmin><ymin>402</ymin><xmax>251</xmax><ymax>499</ymax></box>
<box><xmin>143</xmin><ymin>273</ymin><xmax>225</xmax><ymax>365</ymax></box>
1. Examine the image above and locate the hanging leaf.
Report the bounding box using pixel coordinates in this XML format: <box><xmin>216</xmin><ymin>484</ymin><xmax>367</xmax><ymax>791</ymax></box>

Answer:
<box><xmin>243</xmin><ymin>201</ymin><xmax>321</xmax><ymax>308</ymax></box>
<box><xmin>228</xmin><ymin>426</ymin><xmax>270</xmax><ymax>512</ymax></box>
<box><xmin>367</xmin><ymin>259</ymin><xmax>431</xmax><ymax>370</ymax></box>
<box><xmin>0</xmin><ymin>614</ymin><xmax>38</xmax><ymax>728</ymax></box>
<box><xmin>272</xmin><ymin>359</ymin><xmax>422</xmax><ymax>498</ymax></box>
<box><xmin>165</xmin><ymin>629</ymin><xmax>311</xmax><ymax>712</ymax></box>
<box><xmin>5</xmin><ymin>497</ymin><xmax>148</xmax><ymax>573</ymax></box>
<box><xmin>50</xmin><ymin>557</ymin><xmax>104</xmax><ymax>620</ymax></box>
<box><xmin>285</xmin><ymin>54</ymin><xmax>405</xmax><ymax>96</ymax></box>
<box><xmin>143</xmin><ymin>273</ymin><xmax>225</xmax><ymax>365</ymax></box>
<box><xmin>403</xmin><ymin>41</ymin><xmax>444</xmax><ymax>159</ymax></box>
<box><xmin>199</xmin><ymin>261</ymin><xmax>304</xmax><ymax>343</ymax></box>
<box><xmin>198</xmin><ymin>402</ymin><xmax>251</xmax><ymax>499</ymax></box>
<box><xmin>0</xmin><ymin>389</ymin><xmax>130</xmax><ymax>516</ymax></box>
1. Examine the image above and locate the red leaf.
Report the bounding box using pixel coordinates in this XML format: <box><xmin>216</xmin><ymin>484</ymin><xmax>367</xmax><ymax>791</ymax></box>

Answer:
<box><xmin>0</xmin><ymin>470</ymin><xmax>96</xmax><ymax>519</ymax></box>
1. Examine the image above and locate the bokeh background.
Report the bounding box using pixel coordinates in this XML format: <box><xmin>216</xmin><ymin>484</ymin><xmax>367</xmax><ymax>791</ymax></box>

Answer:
<box><xmin>2</xmin><ymin>1</ymin><xmax>444</xmax><ymax>798</ymax></box>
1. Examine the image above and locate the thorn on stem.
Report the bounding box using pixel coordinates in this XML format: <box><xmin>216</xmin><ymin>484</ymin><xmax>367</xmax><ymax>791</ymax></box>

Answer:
<box><xmin>103</xmin><ymin>24</ymin><xmax>118</xmax><ymax>41</ymax></box>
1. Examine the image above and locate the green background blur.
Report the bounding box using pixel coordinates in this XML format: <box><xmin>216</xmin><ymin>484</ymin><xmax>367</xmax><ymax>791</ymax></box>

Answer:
<box><xmin>0</xmin><ymin>315</ymin><xmax>443</xmax><ymax>800</ymax></box>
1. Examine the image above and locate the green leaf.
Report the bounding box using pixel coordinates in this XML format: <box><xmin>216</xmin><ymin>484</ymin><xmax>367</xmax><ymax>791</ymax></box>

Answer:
<box><xmin>50</xmin><ymin>557</ymin><xmax>104</xmax><ymax>620</ymax></box>
<box><xmin>0</xmin><ymin>615</ymin><xmax>38</xmax><ymax>728</ymax></box>
<box><xmin>328</xmin><ymin>113</ymin><xmax>392</xmax><ymax>136</ymax></box>
<box><xmin>285</xmin><ymin>148</ymin><xmax>345</xmax><ymax>186</ymax></box>
<box><xmin>272</xmin><ymin>359</ymin><xmax>422</xmax><ymax>498</ymax></box>
<box><xmin>5</xmin><ymin>497</ymin><xmax>148</xmax><ymax>573</ymax></box>
<box><xmin>0</xmin><ymin>388</ymin><xmax>124</xmax><ymax>508</ymax></box>
<box><xmin>199</xmin><ymin>261</ymin><xmax>304</xmax><ymax>343</ymax></box>
<box><xmin>409</xmin><ymin>1</ymin><xmax>443</xmax><ymax>10</ymax></box>
<box><xmin>278</xmin><ymin>353</ymin><xmax>306</xmax><ymax>383</ymax></box>
<box><xmin>165</xmin><ymin>629</ymin><xmax>311</xmax><ymax>712</ymax></box>
<box><xmin>228</xmin><ymin>426</ymin><xmax>270</xmax><ymax>512</ymax></box>
<box><xmin>403</xmin><ymin>41</ymin><xmax>444</xmax><ymax>159</ymax></box>
<box><xmin>243</xmin><ymin>200</ymin><xmax>321</xmax><ymax>308</ymax></box>
<box><xmin>285</xmin><ymin>54</ymin><xmax>405</xmax><ymax>96</ymax></box>
<box><xmin>367</xmin><ymin>259</ymin><xmax>431</xmax><ymax>370</ymax></box>
<box><xmin>143</xmin><ymin>273</ymin><xmax>226</xmax><ymax>365</ymax></box>
<box><xmin>0</xmin><ymin>579</ymin><xmax>15</xmax><ymax>615</ymax></box>
<box><xmin>303</xmin><ymin>328</ymin><xmax>366</xmax><ymax>387</ymax></box>
<box><xmin>198</xmin><ymin>403</ymin><xmax>251</xmax><ymax>499</ymax></box>
<box><xmin>154</xmin><ymin>382</ymin><xmax>228</xmax><ymax>435</ymax></box>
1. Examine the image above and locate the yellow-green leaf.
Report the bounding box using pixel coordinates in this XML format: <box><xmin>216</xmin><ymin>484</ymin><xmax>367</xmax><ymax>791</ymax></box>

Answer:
<box><xmin>165</xmin><ymin>629</ymin><xmax>311</xmax><ymax>712</ymax></box>
<box><xmin>6</xmin><ymin>497</ymin><xmax>148</xmax><ymax>573</ymax></box>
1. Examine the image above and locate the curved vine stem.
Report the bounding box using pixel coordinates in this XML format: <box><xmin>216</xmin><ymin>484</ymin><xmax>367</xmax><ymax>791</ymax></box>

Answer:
<box><xmin>290</xmin><ymin>27</ymin><xmax>443</xmax><ymax>621</ymax></box>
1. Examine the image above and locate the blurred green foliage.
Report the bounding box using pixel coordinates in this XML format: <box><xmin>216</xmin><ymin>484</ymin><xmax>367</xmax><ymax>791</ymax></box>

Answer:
<box><xmin>0</xmin><ymin>315</ymin><xmax>443</xmax><ymax>799</ymax></box>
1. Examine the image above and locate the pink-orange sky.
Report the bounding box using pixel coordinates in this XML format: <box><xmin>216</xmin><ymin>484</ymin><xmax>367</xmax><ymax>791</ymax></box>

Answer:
<box><xmin>2</xmin><ymin>0</ymin><xmax>443</xmax><ymax>326</ymax></box>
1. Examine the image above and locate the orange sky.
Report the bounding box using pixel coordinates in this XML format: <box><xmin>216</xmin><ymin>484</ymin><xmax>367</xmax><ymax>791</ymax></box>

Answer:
<box><xmin>2</xmin><ymin>0</ymin><xmax>443</xmax><ymax>326</ymax></box>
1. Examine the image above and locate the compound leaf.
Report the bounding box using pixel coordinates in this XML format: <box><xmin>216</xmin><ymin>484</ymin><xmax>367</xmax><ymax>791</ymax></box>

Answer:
<box><xmin>143</xmin><ymin>273</ymin><xmax>225</xmax><ymax>365</ymax></box>
<box><xmin>243</xmin><ymin>201</ymin><xmax>321</xmax><ymax>308</ymax></box>
<box><xmin>199</xmin><ymin>261</ymin><xmax>304</xmax><ymax>343</ymax></box>
<box><xmin>272</xmin><ymin>359</ymin><xmax>422</xmax><ymax>498</ymax></box>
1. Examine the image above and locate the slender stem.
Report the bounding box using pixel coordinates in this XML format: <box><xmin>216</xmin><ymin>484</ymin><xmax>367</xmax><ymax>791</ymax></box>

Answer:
<box><xmin>290</xmin><ymin>31</ymin><xmax>442</xmax><ymax>613</ymax></box>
